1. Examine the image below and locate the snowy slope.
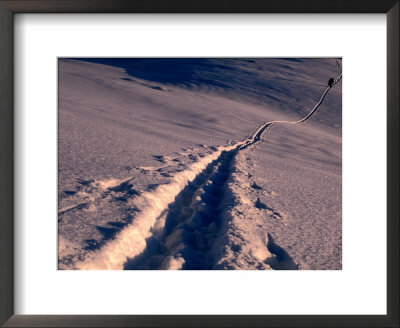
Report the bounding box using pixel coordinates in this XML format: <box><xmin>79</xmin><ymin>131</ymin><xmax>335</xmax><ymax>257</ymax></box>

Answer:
<box><xmin>58</xmin><ymin>58</ymin><xmax>342</xmax><ymax>270</ymax></box>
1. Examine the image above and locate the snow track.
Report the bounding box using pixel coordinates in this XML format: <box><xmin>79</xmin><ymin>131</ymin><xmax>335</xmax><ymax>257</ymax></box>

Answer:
<box><xmin>124</xmin><ymin>149</ymin><xmax>237</xmax><ymax>269</ymax></box>
<box><xmin>73</xmin><ymin>73</ymin><xmax>341</xmax><ymax>270</ymax></box>
<box><xmin>75</xmin><ymin>144</ymin><xmax>238</xmax><ymax>270</ymax></box>
<box><xmin>240</xmin><ymin>73</ymin><xmax>342</xmax><ymax>149</ymax></box>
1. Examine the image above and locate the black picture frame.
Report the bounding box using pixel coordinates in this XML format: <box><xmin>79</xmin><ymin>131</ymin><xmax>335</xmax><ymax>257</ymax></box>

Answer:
<box><xmin>0</xmin><ymin>1</ymin><xmax>398</xmax><ymax>327</ymax></box>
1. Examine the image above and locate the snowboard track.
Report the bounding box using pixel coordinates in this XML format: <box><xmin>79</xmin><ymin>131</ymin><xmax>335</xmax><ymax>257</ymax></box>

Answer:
<box><xmin>69</xmin><ymin>73</ymin><xmax>342</xmax><ymax>270</ymax></box>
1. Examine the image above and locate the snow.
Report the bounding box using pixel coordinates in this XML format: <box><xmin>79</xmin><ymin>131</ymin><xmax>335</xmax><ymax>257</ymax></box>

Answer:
<box><xmin>58</xmin><ymin>58</ymin><xmax>342</xmax><ymax>270</ymax></box>
<box><xmin>75</xmin><ymin>144</ymin><xmax>238</xmax><ymax>270</ymax></box>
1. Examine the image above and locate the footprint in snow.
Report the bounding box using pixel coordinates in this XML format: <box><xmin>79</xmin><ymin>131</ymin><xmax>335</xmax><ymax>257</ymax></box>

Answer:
<box><xmin>251</xmin><ymin>182</ymin><xmax>263</xmax><ymax>190</ymax></box>
<box><xmin>152</xmin><ymin>155</ymin><xmax>166</xmax><ymax>163</ymax></box>
<box><xmin>255</xmin><ymin>197</ymin><xmax>285</xmax><ymax>222</ymax></box>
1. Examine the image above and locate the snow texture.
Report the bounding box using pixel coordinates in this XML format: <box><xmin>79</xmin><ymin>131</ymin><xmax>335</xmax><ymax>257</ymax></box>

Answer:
<box><xmin>58</xmin><ymin>58</ymin><xmax>342</xmax><ymax>270</ymax></box>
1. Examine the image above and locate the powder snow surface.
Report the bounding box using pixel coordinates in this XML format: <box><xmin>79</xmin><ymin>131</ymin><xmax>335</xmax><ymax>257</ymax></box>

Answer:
<box><xmin>58</xmin><ymin>58</ymin><xmax>342</xmax><ymax>270</ymax></box>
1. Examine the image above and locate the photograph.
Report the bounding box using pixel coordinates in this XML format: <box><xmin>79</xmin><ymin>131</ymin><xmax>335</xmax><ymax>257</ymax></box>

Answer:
<box><xmin>58</xmin><ymin>58</ymin><xmax>342</xmax><ymax>270</ymax></box>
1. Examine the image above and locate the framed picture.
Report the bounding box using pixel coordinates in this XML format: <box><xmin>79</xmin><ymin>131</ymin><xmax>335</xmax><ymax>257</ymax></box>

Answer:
<box><xmin>0</xmin><ymin>0</ymin><xmax>398</xmax><ymax>327</ymax></box>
